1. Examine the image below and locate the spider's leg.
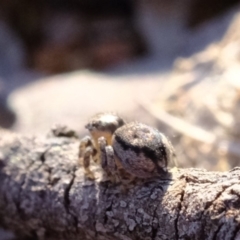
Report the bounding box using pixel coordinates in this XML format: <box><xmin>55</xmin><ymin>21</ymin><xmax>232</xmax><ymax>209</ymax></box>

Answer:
<box><xmin>79</xmin><ymin>136</ymin><xmax>95</xmax><ymax>180</ymax></box>
<box><xmin>79</xmin><ymin>136</ymin><xmax>92</xmax><ymax>158</ymax></box>
<box><xmin>105</xmin><ymin>145</ymin><xmax>120</xmax><ymax>184</ymax></box>
<box><xmin>98</xmin><ymin>136</ymin><xmax>108</xmax><ymax>172</ymax></box>
<box><xmin>98</xmin><ymin>136</ymin><xmax>123</xmax><ymax>183</ymax></box>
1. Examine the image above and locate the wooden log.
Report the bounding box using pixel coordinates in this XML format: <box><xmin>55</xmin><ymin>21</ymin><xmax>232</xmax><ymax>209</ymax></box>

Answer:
<box><xmin>0</xmin><ymin>129</ymin><xmax>240</xmax><ymax>240</ymax></box>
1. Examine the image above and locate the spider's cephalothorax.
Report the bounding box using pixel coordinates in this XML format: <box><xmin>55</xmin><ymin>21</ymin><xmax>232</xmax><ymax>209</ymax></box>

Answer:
<box><xmin>79</xmin><ymin>112</ymin><xmax>125</xmax><ymax>179</ymax></box>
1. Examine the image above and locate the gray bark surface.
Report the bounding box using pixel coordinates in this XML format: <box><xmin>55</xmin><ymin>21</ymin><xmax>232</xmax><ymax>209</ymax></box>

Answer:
<box><xmin>0</xmin><ymin>130</ymin><xmax>240</xmax><ymax>240</ymax></box>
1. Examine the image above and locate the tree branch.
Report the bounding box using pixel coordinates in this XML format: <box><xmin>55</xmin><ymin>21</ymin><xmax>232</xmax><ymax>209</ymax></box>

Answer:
<box><xmin>0</xmin><ymin>130</ymin><xmax>240</xmax><ymax>240</ymax></box>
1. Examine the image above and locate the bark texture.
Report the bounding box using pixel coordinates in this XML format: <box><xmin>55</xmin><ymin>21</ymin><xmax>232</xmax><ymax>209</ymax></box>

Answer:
<box><xmin>0</xmin><ymin>130</ymin><xmax>240</xmax><ymax>240</ymax></box>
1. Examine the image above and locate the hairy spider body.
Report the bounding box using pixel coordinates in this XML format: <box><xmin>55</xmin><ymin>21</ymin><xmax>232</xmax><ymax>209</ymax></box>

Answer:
<box><xmin>113</xmin><ymin>122</ymin><xmax>170</xmax><ymax>177</ymax></box>
<box><xmin>99</xmin><ymin>122</ymin><xmax>175</xmax><ymax>180</ymax></box>
<box><xmin>79</xmin><ymin>113</ymin><xmax>176</xmax><ymax>183</ymax></box>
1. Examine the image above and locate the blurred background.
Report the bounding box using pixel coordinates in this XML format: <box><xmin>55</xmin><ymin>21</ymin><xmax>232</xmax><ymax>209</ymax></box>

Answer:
<box><xmin>1</xmin><ymin>0</ymin><xmax>240</xmax><ymax>172</ymax></box>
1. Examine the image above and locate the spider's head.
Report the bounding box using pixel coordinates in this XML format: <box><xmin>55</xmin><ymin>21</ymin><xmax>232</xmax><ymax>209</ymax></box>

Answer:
<box><xmin>85</xmin><ymin>112</ymin><xmax>125</xmax><ymax>146</ymax></box>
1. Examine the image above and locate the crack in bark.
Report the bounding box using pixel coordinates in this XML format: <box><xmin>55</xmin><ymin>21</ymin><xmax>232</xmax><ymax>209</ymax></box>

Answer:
<box><xmin>36</xmin><ymin>150</ymin><xmax>52</xmax><ymax>172</ymax></box>
<box><xmin>38</xmin><ymin>147</ymin><xmax>55</xmax><ymax>187</ymax></box>
<box><xmin>15</xmin><ymin>175</ymin><xmax>27</xmax><ymax>218</ymax></box>
<box><xmin>196</xmin><ymin>185</ymin><xmax>229</xmax><ymax>233</ymax></box>
<box><xmin>38</xmin><ymin>145</ymin><xmax>62</xmax><ymax>187</ymax></box>
<box><xmin>212</xmin><ymin>223</ymin><xmax>223</xmax><ymax>240</ymax></box>
<box><xmin>175</xmin><ymin>181</ymin><xmax>186</xmax><ymax>240</ymax></box>
<box><xmin>200</xmin><ymin>184</ymin><xmax>236</xmax><ymax>239</ymax></box>
<box><xmin>40</xmin><ymin>147</ymin><xmax>52</xmax><ymax>163</ymax></box>
<box><xmin>202</xmin><ymin>184</ymin><xmax>232</xmax><ymax>217</ymax></box>
<box><xmin>63</xmin><ymin>169</ymin><xmax>78</xmax><ymax>232</ymax></box>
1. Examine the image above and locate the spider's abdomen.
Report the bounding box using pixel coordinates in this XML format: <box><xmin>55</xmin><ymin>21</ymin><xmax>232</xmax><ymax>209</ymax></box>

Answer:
<box><xmin>112</xmin><ymin>122</ymin><xmax>174</xmax><ymax>178</ymax></box>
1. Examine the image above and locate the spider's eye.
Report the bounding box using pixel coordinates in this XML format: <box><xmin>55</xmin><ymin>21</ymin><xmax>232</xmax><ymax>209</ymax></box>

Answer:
<box><xmin>92</xmin><ymin>121</ymin><xmax>99</xmax><ymax>129</ymax></box>
<box><xmin>85</xmin><ymin>121</ymin><xmax>98</xmax><ymax>130</ymax></box>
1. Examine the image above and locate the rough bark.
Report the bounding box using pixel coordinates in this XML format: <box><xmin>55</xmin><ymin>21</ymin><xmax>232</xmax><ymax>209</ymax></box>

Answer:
<box><xmin>0</xmin><ymin>130</ymin><xmax>240</xmax><ymax>240</ymax></box>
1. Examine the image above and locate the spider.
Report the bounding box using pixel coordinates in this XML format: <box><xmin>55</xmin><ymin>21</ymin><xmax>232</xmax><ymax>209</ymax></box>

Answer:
<box><xmin>79</xmin><ymin>113</ymin><xmax>176</xmax><ymax>184</ymax></box>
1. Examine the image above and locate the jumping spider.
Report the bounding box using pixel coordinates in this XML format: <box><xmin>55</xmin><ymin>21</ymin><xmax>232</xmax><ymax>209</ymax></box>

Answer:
<box><xmin>79</xmin><ymin>113</ymin><xmax>176</xmax><ymax>183</ymax></box>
